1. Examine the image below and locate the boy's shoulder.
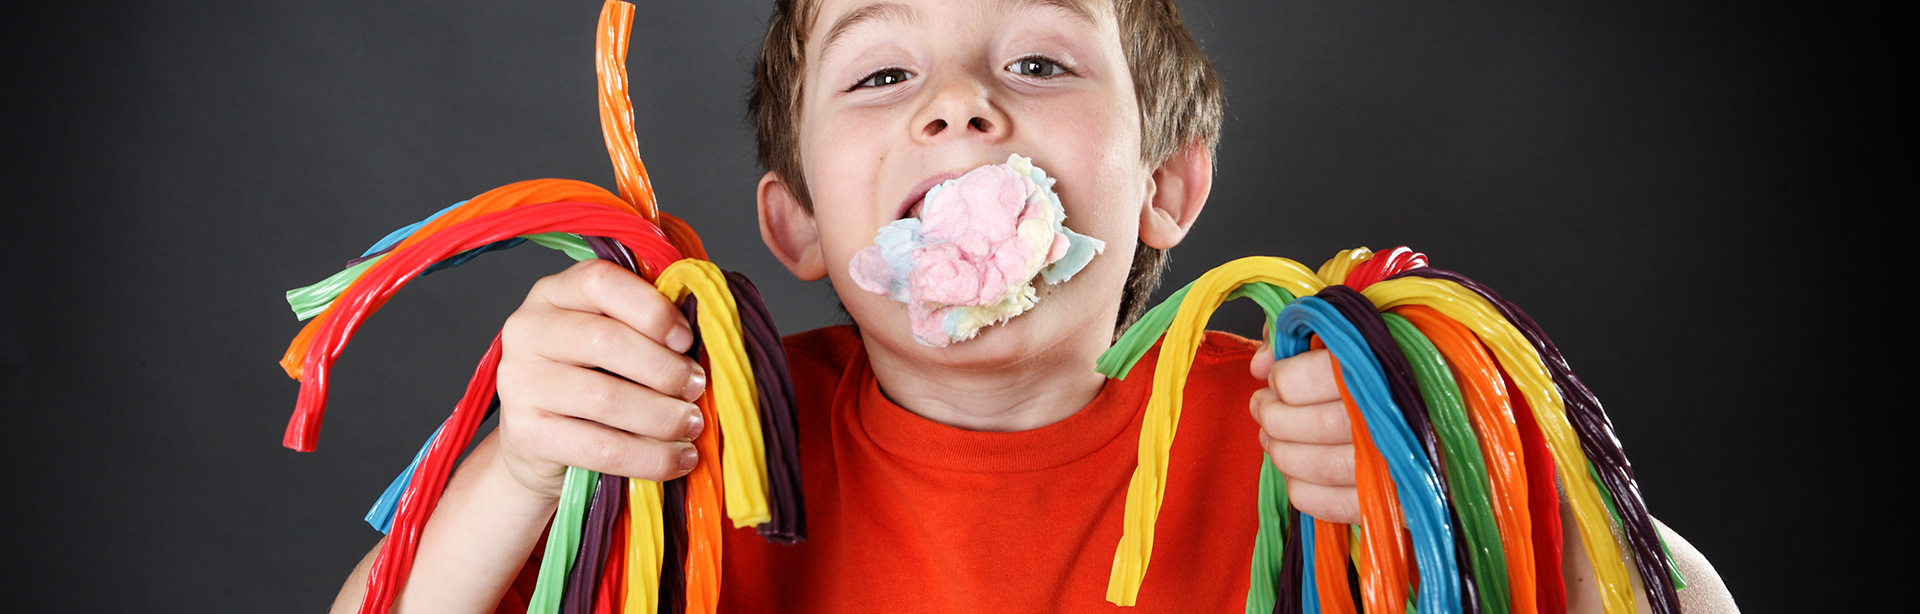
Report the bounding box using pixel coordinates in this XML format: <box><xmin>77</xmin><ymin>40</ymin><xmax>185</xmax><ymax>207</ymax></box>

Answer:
<box><xmin>1192</xmin><ymin>329</ymin><xmax>1261</xmax><ymax>365</ymax></box>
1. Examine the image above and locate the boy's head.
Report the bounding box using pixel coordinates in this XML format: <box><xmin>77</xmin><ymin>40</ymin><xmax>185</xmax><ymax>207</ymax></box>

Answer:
<box><xmin>749</xmin><ymin>0</ymin><xmax>1222</xmax><ymax>359</ymax></box>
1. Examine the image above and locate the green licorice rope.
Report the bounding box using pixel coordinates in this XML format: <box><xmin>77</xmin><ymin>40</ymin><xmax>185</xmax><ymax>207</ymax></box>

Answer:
<box><xmin>284</xmin><ymin>232</ymin><xmax>596</xmax><ymax>320</ymax></box>
<box><xmin>1099</xmin><ymin>282</ymin><xmax>1291</xmax><ymax>378</ymax></box>
<box><xmin>1246</xmin><ymin>459</ymin><xmax>1289</xmax><ymax>614</ymax></box>
<box><xmin>287</xmin><ymin>257</ymin><xmax>382</xmax><ymax>321</ymax></box>
<box><xmin>527</xmin><ymin>466</ymin><xmax>598</xmax><ymax>613</ymax></box>
<box><xmin>1381</xmin><ymin>313</ymin><xmax>1511</xmax><ymax>614</ymax></box>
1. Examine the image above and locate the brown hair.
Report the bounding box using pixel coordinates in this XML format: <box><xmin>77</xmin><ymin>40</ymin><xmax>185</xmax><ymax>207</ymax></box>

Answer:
<box><xmin>749</xmin><ymin>0</ymin><xmax>1224</xmax><ymax>334</ymax></box>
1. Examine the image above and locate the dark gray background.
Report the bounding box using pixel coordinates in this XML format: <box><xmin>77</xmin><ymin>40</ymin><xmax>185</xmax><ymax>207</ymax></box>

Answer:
<box><xmin>5</xmin><ymin>0</ymin><xmax>1884</xmax><ymax>611</ymax></box>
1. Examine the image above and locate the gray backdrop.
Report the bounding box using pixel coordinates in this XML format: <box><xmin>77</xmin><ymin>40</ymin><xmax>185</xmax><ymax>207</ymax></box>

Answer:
<box><xmin>6</xmin><ymin>0</ymin><xmax>1882</xmax><ymax>610</ymax></box>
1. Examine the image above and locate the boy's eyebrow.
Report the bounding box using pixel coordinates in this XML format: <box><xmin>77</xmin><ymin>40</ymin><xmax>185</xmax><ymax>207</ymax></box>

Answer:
<box><xmin>1008</xmin><ymin>0</ymin><xmax>1096</xmax><ymax>30</ymax></box>
<box><xmin>820</xmin><ymin>2</ymin><xmax>923</xmax><ymax>60</ymax></box>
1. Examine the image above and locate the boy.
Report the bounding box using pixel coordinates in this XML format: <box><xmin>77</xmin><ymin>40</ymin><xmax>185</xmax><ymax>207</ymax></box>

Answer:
<box><xmin>332</xmin><ymin>0</ymin><xmax>1733</xmax><ymax>611</ymax></box>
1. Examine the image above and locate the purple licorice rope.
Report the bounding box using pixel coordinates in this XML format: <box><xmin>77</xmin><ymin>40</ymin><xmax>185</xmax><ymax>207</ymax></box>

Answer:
<box><xmin>1318</xmin><ymin>286</ymin><xmax>1481</xmax><ymax>614</ymax></box>
<box><xmin>724</xmin><ymin>271</ymin><xmax>807</xmax><ymax>544</ymax></box>
<box><xmin>582</xmin><ymin>235</ymin><xmax>638</xmax><ymax>275</ymax></box>
<box><xmin>579</xmin><ymin>236</ymin><xmax>682</xmax><ymax>611</ymax></box>
<box><xmin>1274</xmin><ymin>507</ymin><xmax>1303</xmax><ymax>614</ymax></box>
<box><xmin>656</xmin><ymin>297</ymin><xmax>704</xmax><ymax>614</ymax></box>
<box><xmin>562</xmin><ymin>472</ymin><xmax>626</xmax><ymax>614</ymax></box>
<box><xmin>659</xmin><ymin>475</ymin><xmax>688</xmax><ymax>614</ymax></box>
<box><xmin>1393</xmin><ymin>268</ymin><xmax>1680</xmax><ymax>614</ymax></box>
<box><xmin>1317</xmin><ymin>287</ymin><xmax>1447</xmax><ymax>479</ymax></box>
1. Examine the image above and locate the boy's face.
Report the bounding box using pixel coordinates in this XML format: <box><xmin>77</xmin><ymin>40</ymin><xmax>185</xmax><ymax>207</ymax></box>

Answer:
<box><xmin>782</xmin><ymin>0</ymin><xmax>1157</xmax><ymax>366</ymax></box>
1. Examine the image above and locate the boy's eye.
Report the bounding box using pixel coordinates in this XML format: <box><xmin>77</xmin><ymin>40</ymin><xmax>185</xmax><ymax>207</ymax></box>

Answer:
<box><xmin>851</xmin><ymin>68</ymin><xmax>914</xmax><ymax>91</ymax></box>
<box><xmin>1006</xmin><ymin>56</ymin><xmax>1068</xmax><ymax>78</ymax></box>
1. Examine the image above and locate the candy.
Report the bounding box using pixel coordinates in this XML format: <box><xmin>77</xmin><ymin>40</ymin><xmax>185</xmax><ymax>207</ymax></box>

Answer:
<box><xmin>850</xmin><ymin>154</ymin><xmax>1105</xmax><ymax>346</ymax></box>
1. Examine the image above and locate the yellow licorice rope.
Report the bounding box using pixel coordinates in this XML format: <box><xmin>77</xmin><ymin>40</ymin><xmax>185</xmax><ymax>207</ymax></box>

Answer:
<box><xmin>623</xmin><ymin>478</ymin><xmax>666</xmax><ymax>614</ymax></box>
<box><xmin>1317</xmin><ymin>247</ymin><xmax>1373</xmax><ymax>284</ymax></box>
<box><xmin>653</xmin><ymin>258</ymin><xmax>771</xmax><ymax>527</ymax></box>
<box><xmin>1361</xmin><ymin>276</ymin><xmax>1633</xmax><ymax>614</ymax></box>
<box><xmin>1106</xmin><ymin>257</ymin><xmax>1324</xmax><ymax>605</ymax></box>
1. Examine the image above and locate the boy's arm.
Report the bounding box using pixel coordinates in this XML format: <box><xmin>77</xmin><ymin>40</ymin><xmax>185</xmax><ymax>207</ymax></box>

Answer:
<box><xmin>1252</xmin><ymin>348</ymin><xmax>1739</xmax><ymax>613</ymax></box>
<box><xmin>1560</xmin><ymin>509</ymin><xmax>1740</xmax><ymax>614</ymax></box>
<box><xmin>329</xmin><ymin>434</ymin><xmax>555</xmax><ymax>614</ymax></box>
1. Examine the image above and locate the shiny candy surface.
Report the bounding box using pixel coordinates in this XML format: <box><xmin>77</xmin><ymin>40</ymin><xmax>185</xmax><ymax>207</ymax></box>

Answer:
<box><xmin>281</xmin><ymin>4</ymin><xmax>801</xmax><ymax>613</ymax></box>
<box><xmin>1103</xmin><ymin>247</ymin><xmax>1674</xmax><ymax>614</ymax></box>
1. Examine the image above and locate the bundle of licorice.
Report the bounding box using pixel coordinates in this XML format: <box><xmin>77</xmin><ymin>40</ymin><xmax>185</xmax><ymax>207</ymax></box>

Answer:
<box><xmin>1098</xmin><ymin>247</ymin><xmax>1685</xmax><ymax>614</ymax></box>
<box><xmin>278</xmin><ymin>3</ymin><xmax>802</xmax><ymax>613</ymax></box>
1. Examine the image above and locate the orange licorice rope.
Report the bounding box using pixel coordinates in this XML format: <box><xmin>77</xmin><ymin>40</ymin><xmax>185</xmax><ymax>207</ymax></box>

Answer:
<box><xmin>278</xmin><ymin>178</ymin><xmax>649</xmax><ymax>380</ymax></box>
<box><xmin>1329</xmin><ymin>350</ymin><xmax>1411</xmax><ymax>614</ymax></box>
<box><xmin>1312</xmin><ymin>518</ymin><xmax>1358</xmax><ymax>614</ymax></box>
<box><xmin>1396</xmin><ymin>305</ymin><xmax>1539</xmax><ymax>614</ymax></box>
<box><xmin>285</xmin><ymin>202</ymin><xmax>681</xmax><ymax>452</ymax></box>
<box><xmin>683</xmin><ymin>364</ymin><xmax>724</xmax><ymax>613</ymax></box>
<box><xmin>1363</xmin><ymin>276</ymin><xmax>1632</xmax><ymax>614</ymax></box>
<box><xmin>659</xmin><ymin>212</ymin><xmax>710</xmax><ymax>261</ymax></box>
<box><xmin>596</xmin><ymin>1</ymin><xmax>658</xmax><ymax>223</ymax></box>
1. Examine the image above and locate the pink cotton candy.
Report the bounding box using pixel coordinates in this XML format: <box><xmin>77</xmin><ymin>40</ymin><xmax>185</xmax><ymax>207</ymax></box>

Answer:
<box><xmin>848</xmin><ymin>246</ymin><xmax>895</xmax><ymax>296</ymax></box>
<box><xmin>907</xmin><ymin>166</ymin><xmax>1049</xmax><ymax>308</ymax></box>
<box><xmin>851</xmin><ymin>154</ymin><xmax>1103</xmax><ymax>346</ymax></box>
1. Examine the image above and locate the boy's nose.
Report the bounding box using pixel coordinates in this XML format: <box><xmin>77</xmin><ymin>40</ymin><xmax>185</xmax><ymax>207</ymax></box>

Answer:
<box><xmin>915</xmin><ymin>78</ymin><xmax>1007</xmax><ymax>143</ymax></box>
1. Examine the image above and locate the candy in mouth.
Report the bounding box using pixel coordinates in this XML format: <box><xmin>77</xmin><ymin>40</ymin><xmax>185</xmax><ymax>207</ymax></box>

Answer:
<box><xmin>848</xmin><ymin>154</ymin><xmax>1105</xmax><ymax>347</ymax></box>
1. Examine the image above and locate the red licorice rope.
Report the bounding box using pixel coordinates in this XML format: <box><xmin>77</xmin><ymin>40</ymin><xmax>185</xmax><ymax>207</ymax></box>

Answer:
<box><xmin>285</xmin><ymin>201</ymin><xmax>683</xmax><ymax>452</ymax></box>
<box><xmin>1506</xmin><ymin>368</ymin><xmax>1566</xmax><ymax>614</ymax></box>
<box><xmin>280</xmin><ymin>201</ymin><xmax>682</xmax><ymax>613</ymax></box>
<box><xmin>1343</xmin><ymin>245</ymin><xmax>1429</xmax><ymax>290</ymax></box>
<box><xmin>360</xmin><ymin>335</ymin><xmax>503</xmax><ymax>613</ymax></box>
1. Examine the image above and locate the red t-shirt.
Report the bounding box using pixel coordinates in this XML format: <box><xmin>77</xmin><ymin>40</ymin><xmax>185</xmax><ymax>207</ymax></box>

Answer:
<box><xmin>721</xmin><ymin>325</ymin><xmax>1267</xmax><ymax>612</ymax></box>
<box><xmin>504</xmin><ymin>325</ymin><xmax>1268</xmax><ymax>612</ymax></box>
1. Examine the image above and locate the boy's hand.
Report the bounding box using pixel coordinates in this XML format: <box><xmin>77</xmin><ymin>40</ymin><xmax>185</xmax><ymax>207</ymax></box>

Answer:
<box><xmin>494</xmin><ymin>259</ymin><xmax>708</xmax><ymax>499</ymax></box>
<box><xmin>1249</xmin><ymin>346</ymin><xmax>1362</xmax><ymax>524</ymax></box>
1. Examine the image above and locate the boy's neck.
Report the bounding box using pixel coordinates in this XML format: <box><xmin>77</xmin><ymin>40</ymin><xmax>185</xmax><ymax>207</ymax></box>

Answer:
<box><xmin>861</xmin><ymin>331</ymin><xmax>1110</xmax><ymax>432</ymax></box>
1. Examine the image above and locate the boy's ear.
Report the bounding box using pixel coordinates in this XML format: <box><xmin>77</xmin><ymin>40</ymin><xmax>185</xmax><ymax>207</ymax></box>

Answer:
<box><xmin>1138</xmin><ymin>142</ymin><xmax>1214</xmax><ymax>250</ymax></box>
<box><xmin>758</xmin><ymin>171</ymin><xmax>828</xmax><ymax>281</ymax></box>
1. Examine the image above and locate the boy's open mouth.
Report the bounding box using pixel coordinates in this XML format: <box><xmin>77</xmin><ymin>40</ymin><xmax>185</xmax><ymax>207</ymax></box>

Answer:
<box><xmin>898</xmin><ymin>170</ymin><xmax>969</xmax><ymax>221</ymax></box>
<box><xmin>851</xmin><ymin>154</ymin><xmax>1106</xmax><ymax>347</ymax></box>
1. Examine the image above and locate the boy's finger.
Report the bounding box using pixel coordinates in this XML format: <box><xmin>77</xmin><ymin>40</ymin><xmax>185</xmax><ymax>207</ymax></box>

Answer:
<box><xmin>1248</xmin><ymin>339</ymin><xmax>1276</xmax><ymax>380</ymax></box>
<box><xmin>1250</xmin><ymin>394</ymin><xmax>1351</xmax><ymax>446</ymax></box>
<box><xmin>1260</xmin><ymin>438</ymin><xmax>1357</xmax><ymax>488</ymax></box>
<box><xmin>506</xmin><ymin>409</ymin><xmax>698</xmax><ymax>483</ymax></box>
<box><xmin>506</xmin><ymin>360</ymin><xmax>705</xmax><ymax>442</ymax></box>
<box><xmin>511</xmin><ymin>309</ymin><xmax>707</xmax><ymax>402</ymax></box>
<box><xmin>1268</xmin><ymin>348</ymin><xmax>1339</xmax><ymax>405</ymax></box>
<box><xmin>1282</xmin><ymin>481</ymin><xmax>1362</xmax><ymax>525</ymax></box>
<box><xmin>531</xmin><ymin>259</ymin><xmax>694</xmax><ymax>353</ymax></box>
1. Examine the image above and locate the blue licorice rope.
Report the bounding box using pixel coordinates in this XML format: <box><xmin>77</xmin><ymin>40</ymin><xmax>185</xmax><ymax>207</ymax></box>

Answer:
<box><xmin>424</xmin><ymin>238</ymin><xmax>528</xmax><ymax>275</ymax></box>
<box><xmin>1301</xmin><ymin>513</ymin><xmax>1320</xmax><ymax>614</ymax></box>
<box><xmin>1274</xmin><ymin>295</ymin><xmax>1460</xmax><ymax>614</ymax></box>
<box><xmin>361</xmin><ymin>200</ymin><xmax>468</xmax><ymax>257</ymax></box>
<box><xmin>366</xmin><ymin>423</ymin><xmax>438</xmax><ymax>533</ymax></box>
<box><xmin>366</xmin><ymin>397</ymin><xmax>499</xmax><ymax>532</ymax></box>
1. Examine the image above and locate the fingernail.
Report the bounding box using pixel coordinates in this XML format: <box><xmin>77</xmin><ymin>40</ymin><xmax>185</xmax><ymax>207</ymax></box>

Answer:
<box><xmin>666</xmin><ymin>325</ymin><xmax>695</xmax><ymax>354</ymax></box>
<box><xmin>680</xmin><ymin>364</ymin><xmax>707</xmax><ymax>402</ymax></box>
<box><xmin>678</xmin><ymin>446</ymin><xmax>699</xmax><ymax>472</ymax></box>
<box><xmin>685</xmin><ymin>407</ymin><xmax>705</xmax><ymax>440</ymax></box>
